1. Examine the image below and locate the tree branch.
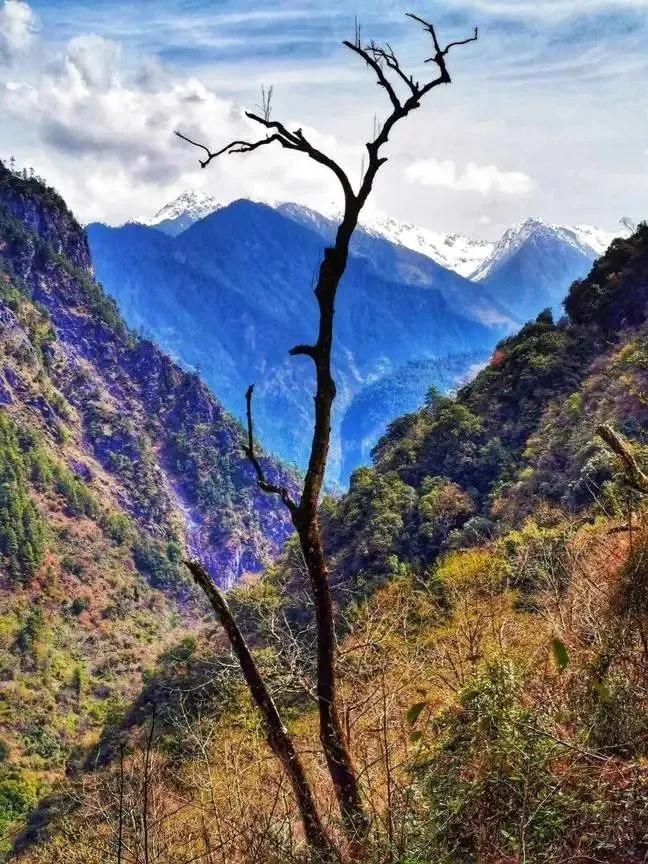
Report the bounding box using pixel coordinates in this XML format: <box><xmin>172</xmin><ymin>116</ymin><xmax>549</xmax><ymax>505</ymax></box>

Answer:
<box><xmin>342</xmin><ymin>40</ymin><xmax>402</xmax><ymax>111</ymax></box>
<box><xmin>597</xmin><ymin>424</ymin><xmax>648</xmax><ymax>494</ymax></box>
<box><xmin>177</xmin><ymin>113</ymin><xmax>354</xmax><ymax>203</ymax></box>
<box><xmin>406</xmin><ymin>13</ymin><xmax>478</xmax><ymax>87</ymax></box>
<box><xmin>174</xmin><ymin>130</ymin><xmax>297</xmax><ymax>168</ymax></box>
<box><xmin>371</xmin><ymin>42</ymin><xmax>420</xmax><ymax>97</ymax></box>
<box><xmin>243</xmin><ymin>385</ymin><xmax>298</xmax><ymax>515</ymax></box>
<box><xmin>289</xmin><ymin>343</ymin><xmax>317</xmax><ymax>358</ymax></box>
<box><xmin>183</xmin><ymin>560</ymin><xmax>335</xmax><ymax>860</ymax></box>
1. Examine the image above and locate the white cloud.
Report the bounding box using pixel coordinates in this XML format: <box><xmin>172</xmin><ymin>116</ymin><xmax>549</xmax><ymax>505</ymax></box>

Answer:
<box><xmin>0</xmin><ymin>0</ymin><xmax>36</xmax><ymax>63</ymax></box>
<box><xmin>65</xmin><ymin>35</ymin><xmax>122</xmax><ymax>91</ymax></box>
<box><xmin>0</xmin><ymin>0</ymin><xmax>644</xmax><ymax>232</ymax></box>
<box><xmin>405</xmin><ymin>158</ymin><xmax>534</xmax><ymax>197</ymax></box>
<box><xmin>463</xmin><ymin>0</ymin><xmax>648</xmax><ymax>18</ymax></box>
<box><xmin>0</xmin><ymin>19</ymin><xmax>360</xmax><ymax>224</ymax></box>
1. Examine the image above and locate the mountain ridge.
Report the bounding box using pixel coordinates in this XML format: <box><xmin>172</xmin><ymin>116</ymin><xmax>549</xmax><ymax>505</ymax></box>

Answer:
<box><xmin>88</xmin><ymin>199</ymin><xmax>504</xmax><ymax>484</ymax></box>
<box><xmin>129</xmin><ymin>189</ymin><xmax>632</xmax><ymax>281</ymax></box>
<box><xmin>0</xmin><ymin>163</ymin><xmax>293</xmax><ymax>586</ymax></box>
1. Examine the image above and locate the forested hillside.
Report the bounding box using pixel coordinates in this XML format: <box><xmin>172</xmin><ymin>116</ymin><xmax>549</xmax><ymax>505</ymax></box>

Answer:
<box><xmin>323</xmin><ymin>223</ymin><xmax>648</xmax><ymax>585</ymax></box>
<box><xmin>0</xmin><ymin>163</ymin><xmax>293</xmax><ymax>850</ymax></box>
<box><xmin>16</xmin><ymin>223</ymin><xmax>648</xmax><ymax>863</ymax></box>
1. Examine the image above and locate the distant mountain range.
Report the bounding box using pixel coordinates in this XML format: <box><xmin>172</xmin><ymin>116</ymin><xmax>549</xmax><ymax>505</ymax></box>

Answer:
<box><xmin>90</xmin><ymin>192</ymin><xmax>633</xmax><ymax>483</ymax></box>
<box><xmin>140</xmin><ymin>191</ymin><xmax>633</xmax><ymax>292</ymax></box>
<box><xmin>88</xmin><ymin>201</ymin><xmax>507</xmax><ymax>485</ymax></box>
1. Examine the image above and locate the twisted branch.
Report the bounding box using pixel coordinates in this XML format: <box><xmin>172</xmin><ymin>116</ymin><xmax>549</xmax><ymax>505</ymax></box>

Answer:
<box><xmin>243</xmin><ymin>384</ymin><xmax>298</xmax><ymax>515</ymax></box>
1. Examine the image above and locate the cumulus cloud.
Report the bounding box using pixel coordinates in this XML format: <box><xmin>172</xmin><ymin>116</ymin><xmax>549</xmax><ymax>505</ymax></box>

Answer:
<box><xmin>65</xmin><ymin>35</ymin><xmax>122</xmax><ymax>91</ymax></box>
<box><xmin>3</xmin><ymin>35</ymin><xmax>241</xmax><ymax>186</ymax></box>
<box><xmin>0</xmin><ymin>14</ymin><xmax>358</xmax><ymax>223</ymax></box>
<box><xmin>0</xmin><ymin>0</ymin><xmax>36</xmax><ymax>63</ymax></box>
<box><xmin>405</xmin><ymin>158</ymin><xmax>534</xmax><ymax>198</ymax></box>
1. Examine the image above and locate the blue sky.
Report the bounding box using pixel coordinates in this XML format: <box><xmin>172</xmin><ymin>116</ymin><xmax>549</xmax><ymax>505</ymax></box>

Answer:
<box><xmin>1</xmin><ymin>0</ymin><xmax>647</xmax><ymax>235</ymax></box>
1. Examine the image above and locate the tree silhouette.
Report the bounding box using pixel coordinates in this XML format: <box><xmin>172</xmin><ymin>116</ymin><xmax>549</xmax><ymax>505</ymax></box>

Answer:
<box><xmin>180</xmin><ymin>12</ymin><xmax>477</xmax><ymax>862</ymax></box>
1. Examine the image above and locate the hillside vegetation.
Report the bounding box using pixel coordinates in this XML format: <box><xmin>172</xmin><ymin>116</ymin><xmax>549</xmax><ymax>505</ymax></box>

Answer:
<box><xmin>14</xmin><ymin>223</ymin><xmax>648</xmax><ymax>862</ymax></box>
<box><xmin>0</xmin><ymin>163</ymin><xmax>293</xmax><ymax>852</ymax></box>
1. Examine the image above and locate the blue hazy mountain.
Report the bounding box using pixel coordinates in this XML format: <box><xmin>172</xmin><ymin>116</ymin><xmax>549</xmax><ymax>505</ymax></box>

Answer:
<box><xmin>87</xmin><ymin>201</ymin><xmax>509</xmax><ymax>484</ymax></box>
<box><xmin>471</xmin><ymin>217</ymin><xmax>631</xmax><ymax>321</ymax></box>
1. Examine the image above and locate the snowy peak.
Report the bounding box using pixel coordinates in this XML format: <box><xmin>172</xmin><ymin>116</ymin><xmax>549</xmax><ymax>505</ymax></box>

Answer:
<box><xmin>471</xmin><ymin>217</ymin><xmax>631</xmax><ymax>282</ymax></box>
<box><xmin>150</xmin><ymin>190</ymin><xmax>224</xmax><ymax>224</ymax></box>
<box><xmin>362</xmin><ymin>215</ymin><xmax>495</xmax><ymax>277</ymax></box>
<box><xmin>275</xmin><ymin>204</ymin><xmax>495</xmax><ymax>278</ymax></box>
<box><xmin>143</xmin><ymin>191</ymin><xmax>225</xmax><ymax>236</ymax></box>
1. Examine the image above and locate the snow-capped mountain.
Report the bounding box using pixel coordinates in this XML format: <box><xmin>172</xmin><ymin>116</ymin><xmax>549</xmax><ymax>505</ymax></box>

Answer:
<box><xmin>138</xmin><ymin>192</ymin><xmax>634</xmax><ymax>322</ymax></box>
<box><xmin>361</xmin><ymin>216</ymin><xmax>495</xmax><ymax>277</ymax></box>
<box><xmin>470</xmin><ymin>216</ymin><xmax>634</xmax><ymax>321</ymax></box>
<box><xmin>472</xmin><ymin>217</ymin><xmax>630</xmax><ymax>282</ymax></box>
<box><xmin>276</xmin><ymin>204</ymin><xmax>495</xmax><ymax>277</ymax></box>
<box><xmin>143</xmin><ymin>191</ymin><xmax>226</xmax><ymax>236</ymax></box>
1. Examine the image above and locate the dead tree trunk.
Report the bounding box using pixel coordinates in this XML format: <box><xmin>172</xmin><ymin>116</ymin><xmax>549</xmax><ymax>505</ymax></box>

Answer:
<box><xmin>179</xmin><ymin>13</ymin><xmax>477</xmax><ymax>860</ymax></box>
<box><xmin>185</xmin><ymin>560</ymin><xmax>335</xmax><ymax>861</ymax></box>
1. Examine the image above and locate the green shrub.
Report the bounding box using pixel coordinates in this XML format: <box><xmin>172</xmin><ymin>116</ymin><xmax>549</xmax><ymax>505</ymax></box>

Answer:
<box><xmin>413</xmin><ymin>661</ymin><xmax>582</xmax><ymax>862</ymax></box>
<box><xmin>0</xmin><ymin>414</ymin><xmax>46</xmax><ymax>583</ymax></box>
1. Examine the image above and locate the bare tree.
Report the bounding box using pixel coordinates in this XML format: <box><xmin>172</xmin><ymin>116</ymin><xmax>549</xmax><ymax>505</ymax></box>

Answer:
<box><xmin>179</xmin><ymin>13</ymin><xmax>477</xmax><ymax>862</ymax></box>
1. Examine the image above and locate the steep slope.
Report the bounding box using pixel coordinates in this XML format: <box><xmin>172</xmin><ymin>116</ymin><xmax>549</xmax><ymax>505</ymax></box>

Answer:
<box><xmin>88</xmin><ymin>201</ymin><xmax>506</xmax><ymax>484</ymax></box>
<box><xmin>0</xmin><ymin>162</ymin><xmax>296</xmax><ymax>847</ymax></box>
<box><xmin>0</xmin><ymin>167</ymin><xmax>292</xmax><ymax>586</ymax></box>
<box><xmin>339</xmin><ymin>353</ymin><xmax>485</xmax><ymax>480</ymax></box>
<box><xmin>323</xmin><ymin>222</ymin><xmax>648</xmax><ymax>584</ymax></box>
<box><xmin>276</xmin><ymin>202</ymin><xmax>515</xmax><ymax>328</ymax></box>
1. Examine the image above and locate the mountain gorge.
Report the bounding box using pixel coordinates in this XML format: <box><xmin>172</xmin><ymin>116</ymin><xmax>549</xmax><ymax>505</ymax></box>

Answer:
<box><xmin>89</xmin><ymin>193</ymin><xmax>630</xmax><ymax>483</ymax></box>
<box><xmin>14</xmin><ymin>214</ymin><xmax>648</xmax><ymax>864</ymax></box>
<box><xmin>88</xmin><ymin>201</ymin><xmax>504</xmax><ymax>484</ymax></box>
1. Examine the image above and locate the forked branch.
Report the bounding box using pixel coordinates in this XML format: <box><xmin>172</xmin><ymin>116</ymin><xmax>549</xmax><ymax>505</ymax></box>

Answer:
<box><xmin>176</xmin><ymin>13</ymin><xmax>477</xmax><ymax>205</ymax></box>
<box><xmin>244</xmin><ymin>384</ymin><xmax>298</xmax><ymax>515</ymax></box>
<box><xmin>343</xmin><ymin>16</ymin><xmax>477</xmax><ymax>118</ymax></box>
